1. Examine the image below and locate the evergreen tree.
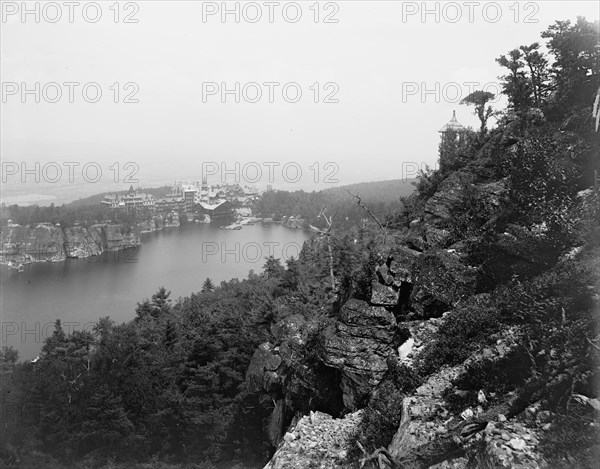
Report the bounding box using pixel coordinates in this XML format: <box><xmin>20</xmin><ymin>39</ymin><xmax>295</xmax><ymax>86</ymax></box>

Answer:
<box><xmin>262</xmin><ymin>256</ymin><xmax>285</xmax><ymax>279</ymax></box>
<box><xmin>460</xmin><ymin>90</ymin><xmax>496</xmax><ymax>133</ymax></box>
<box><xmin>202</xmin><ymin>278</ymin><xmax>215</xmax><ymax>293</ymax></box>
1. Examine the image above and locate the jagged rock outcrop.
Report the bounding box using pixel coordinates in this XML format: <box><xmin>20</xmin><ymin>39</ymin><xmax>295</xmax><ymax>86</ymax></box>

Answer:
<box><xmin>322</xmin><ymin>299</ymin><xmax>403</xmax><ymax>409</ymax></box>
<box><xmin>409</xmin><ymin>173</ymin><xmax>505</xmax><ymax>251</ymax></box>
<box><xmin>390</xmin><ymin>246</ymin><xmax>422</xmax><ymax>282</ymax></box>
<box><xmin>264</xmin><ymin>410</ymin><xmax>362</xmax><ymax>469</ymax></box>
<box><xmin>247</xmin><ymin>300</ymin><xmax>407</xmax><ymax>448</ymax></box>
<box><xmin>246</xmin><ymin>341</ymin><xmax>290</xmax><ymax>446</ymax></box>
<box><xmin>246</xmin><ymin>314</ymin><xmax>344</xmax><ymax>448</ymax></box>
<box><xmin>425</xmin><ymin>226</ymin><xmax>453</xmax><ymax>249</ymax></box>
<box><xmin>370</xmin><ymin>247</ymin><xmax>420</xmax><ymax>311</ymax></box>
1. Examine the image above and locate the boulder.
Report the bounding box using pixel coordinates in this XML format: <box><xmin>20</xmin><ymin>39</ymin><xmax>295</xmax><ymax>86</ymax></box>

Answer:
<box><xmin>271</xmin><ymin>314</ymin><xmax>306</xmax><ymax>344</ymax></box>
<box><xmin>246</xmin><ymin>342</ymin><xmax>284</xmax><ymax>394</ymax></box>
<box><xmin>389</xmin><ymin>245</ymin><xmax>422</xmax><ymax>283</ymax></box>
<box><xmin>425</xmin><ymin>226</ymin><xmax>453</xmax><ymax>249</ymax></box>
<box><xmin>370</xmin><ymin>282</ymin><xmax>400</xmax><ymax>306</ymax></box>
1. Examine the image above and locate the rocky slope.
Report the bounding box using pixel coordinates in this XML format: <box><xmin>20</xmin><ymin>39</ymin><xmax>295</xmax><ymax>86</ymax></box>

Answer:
<box><xmin>264</xmin><ymin>410</ymin><xmax>361</xmax><ymax>469</ymax></box>
<box><xmin>260</xmin><ymin>106</ymin><xmax>599</xmax><ymax>467</ymax></box>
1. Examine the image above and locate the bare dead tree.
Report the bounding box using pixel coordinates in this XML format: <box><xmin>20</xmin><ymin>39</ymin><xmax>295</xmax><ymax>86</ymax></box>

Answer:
<box><xmin>346</xmin><ymin>190</ymin><xmax>388</xmax><ymax>245</ymax></box>
<box><xmin>308</xmin><ymin>207</ymin><xmax>337</xmax><ymax>291</ymax></box>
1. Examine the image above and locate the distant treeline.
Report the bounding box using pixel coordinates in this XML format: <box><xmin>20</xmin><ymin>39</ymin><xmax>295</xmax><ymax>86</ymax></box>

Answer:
<box><xmin>254</xmin><ymin>179</ymin><xmax>416</xmax><ymax>229</ymax></box>
<box><xmin>0</xmin><ymin>187</ymin><xmax>171</xmax><ymax>228</ymax></box>
<box><xmin>0</xmin><ymin>203</ymin><xmax>146</xmax><ymax>228</ymax></box>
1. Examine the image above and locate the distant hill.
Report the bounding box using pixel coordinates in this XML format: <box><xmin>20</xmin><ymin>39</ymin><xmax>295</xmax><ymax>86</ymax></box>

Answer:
<box><xmin>319</xmin><ymin>178</ymin><xmax>417</xmax><ymax>203</ymax></box>
<box><xmin>64</xmin><ymin>180</ymin><xmax>417</xmax><ymax>208</ymax></box>
<box><xmin>253</xmin><ymin>178</ymin><xmax>417</xmax><ymax>229</ymax></box>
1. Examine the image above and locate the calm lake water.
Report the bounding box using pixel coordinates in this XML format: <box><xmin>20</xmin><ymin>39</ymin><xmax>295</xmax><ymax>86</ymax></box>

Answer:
<box><xmin>0</xmin><ymin>221</ymin><xmax>311</xmax><ymax>360</ymax></box>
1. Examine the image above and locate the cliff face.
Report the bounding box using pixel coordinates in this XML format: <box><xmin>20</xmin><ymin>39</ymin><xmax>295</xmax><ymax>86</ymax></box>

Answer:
<box><xmin>1</xmin><ymin>223</ymin><xmax>66</xmax><ymax>262</ymax></box>
<box><xmin>101</xmin><ymin>224</ymin><xmax>141</xmax><ymax>251</ymax></box>
<box><xmin>246</xmin><ymin>302</ymin><xmax>409</xmax><ymax>452</ymax></box>
<box><xmin>246</xmin><ymin>314</ymin><xmax>346</xmax><ymax>448</ymax></box>
<box><xmin>0</xmin><ymin>211</ymin><xmax>187</xmax><ymax>265</ymax></box>
<box><xmin>0</xmin><ymin>222</ymin><xmax>141</xmax><ymax>264</ymax></box>
<box><xmin>64</xmin><ymin>226</ymin><xmax>104</xmax><ymax>258</ymax></box>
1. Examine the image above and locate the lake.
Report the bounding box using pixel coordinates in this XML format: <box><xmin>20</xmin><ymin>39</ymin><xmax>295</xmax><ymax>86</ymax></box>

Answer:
<box><xmin>0</xmin><ymin>221</ymin><xmax>311</xmax><ymax>360</ymax></box>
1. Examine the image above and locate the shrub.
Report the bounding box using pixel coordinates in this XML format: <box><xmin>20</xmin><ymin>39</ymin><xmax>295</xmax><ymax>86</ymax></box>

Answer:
<box><xmin>447</xmin><ymin>178</ymin><xmax>500</xmax><ymax>240</ymax></box>
<box><xmin>444</xmin><ymin>347</ymin><xmax>533</xmax><ymax>412</ymax></box>
<box><xmin>414</xmin><ymin>166</ymin><xmax>446</xmax><ymax>200</ymax></box>
<box><xmin>415</xmin><ymin>305</ymin><xmax>502</xmax><ymax>376</ymax></box>
<box><xmin>501</xmin><ymin>137</ymin><xmax>579</xmax><ymax>231</ymax></box>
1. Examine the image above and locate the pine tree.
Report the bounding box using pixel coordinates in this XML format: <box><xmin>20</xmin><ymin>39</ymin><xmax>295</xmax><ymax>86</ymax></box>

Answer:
<box><xmin>202</xmin><ymin>278</ymin><xmax>215</xmax><ymax>293</ymax></box>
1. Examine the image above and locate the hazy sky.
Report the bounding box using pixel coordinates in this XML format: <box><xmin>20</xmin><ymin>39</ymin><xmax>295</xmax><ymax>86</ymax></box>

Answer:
<box><xmin>1</xmin><ymin>1</ymin><xmax>599</xmax><ymax>203</ymax></box>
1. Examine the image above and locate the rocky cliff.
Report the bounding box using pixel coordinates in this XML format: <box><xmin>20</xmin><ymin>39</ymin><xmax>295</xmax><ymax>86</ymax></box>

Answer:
<box><xmin>321</xmin><ymin>299</ymin><xmax>403</xmax><ymax>409</ymax></box>
<box><xmin>0</xmin><ymin>212</ymin><xmax>187</xmax><ymax>266</ymax></box>
<box><xmin>261</xmin><ymin>102</ymin><xmax>599</xmax><ymax>468</ymax></box>
<box><xmin>0</xmin><ymin>222</ymin><xmax>141</xmax><ymax>264</ymax></box>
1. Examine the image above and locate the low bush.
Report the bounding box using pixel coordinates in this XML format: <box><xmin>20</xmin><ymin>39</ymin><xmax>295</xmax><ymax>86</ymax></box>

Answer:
<box><xmin>415</xmin><ymin>305</ymin><xmax>502</xmax><ymax>376</ymax></box>
<box><xmin>444</xmin><ymin>347</ymin><xmax>533</xmax><ymax>413</ymax></box>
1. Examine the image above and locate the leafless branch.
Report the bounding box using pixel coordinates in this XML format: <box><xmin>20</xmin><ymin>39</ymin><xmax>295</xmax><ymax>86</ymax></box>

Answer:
<box><xmin>317</xmin><ymin>208</ymin><xmax>337</xmax><ymax>291</ymax></box>
<box><xmin>586</xmin><ymin>335</ymin><xmax>600</xmax><ymax>351</ymax></box>
<box><xmin>346</xmin><ymin>190</ymin><xmax>388</xmax><ymax>244</ymax></box>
